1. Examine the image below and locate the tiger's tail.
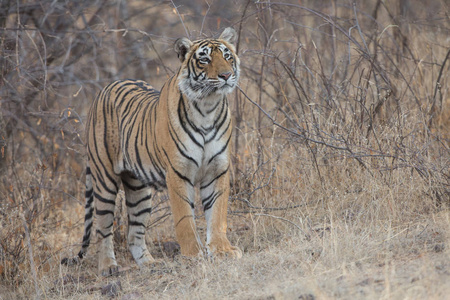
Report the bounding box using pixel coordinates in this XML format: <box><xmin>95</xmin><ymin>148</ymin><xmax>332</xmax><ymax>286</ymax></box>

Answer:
<box><xmin>61</xmin><ymin>162</ymin><xmax>94</xmax><ymax>265</ymax></box>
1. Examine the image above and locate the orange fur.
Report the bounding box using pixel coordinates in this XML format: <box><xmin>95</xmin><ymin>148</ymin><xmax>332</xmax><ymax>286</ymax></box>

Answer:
<box><xmin>62</xmin><ymin>28</ymin><xmax>242</xmax><ymax>275</ymax></box>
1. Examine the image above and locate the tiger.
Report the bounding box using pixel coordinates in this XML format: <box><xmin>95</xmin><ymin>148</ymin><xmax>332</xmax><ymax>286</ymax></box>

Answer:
<box><xmin>61</xmin><ymin>27</ymin><xmax>242</xmax><ymax>276</ymax></box>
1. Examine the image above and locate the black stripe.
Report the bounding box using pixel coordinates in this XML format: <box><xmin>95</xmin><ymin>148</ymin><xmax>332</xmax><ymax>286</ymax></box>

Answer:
<box><xmin>208</xmin><ymin>134</ymin><xmax>231</xmax><ymax>164</ymax></box>
<box><xmin>122</xmin><ymin>179</ymin><xmax>146</xmax><ymax>191</ymax></box>
<box><xmin>168</xmin><ymin>118</ymin><xmax>188</xmax><ymax>151</ymax></box>
<box><xmin>181</xmin><ymin>96</ymin><xmax>202</xmax><ymax>134</ymax></box>
<box><xmin>101</xmin><ymin>90</ymin><xmax>115</xmax><ymax>170</ymax></box>
<box><xmin>82</xmin><ymin>222</ymin><xmax>93</xmax><ymax>242</ymax></box>
<box><xmin>206</xmin><ymin>97</ymin><xmax>223</xmax><ymax>114</ymax></box>
<box><xmin>104</xmin><ymin>80</ymin><xmax>124</xmax><ymax>101</ymax></box>
<box><xmin>201</xmin><ymin>190</ymin><xmax>215</xmax><ymax>206</ymax></box>
<box><xmin>195</xmin><ymin>56</ymin><xmax>205</xmax><ymax>70</ymax></box>
<box><xmin>203</xmin><ymin>191</ymin><xmax>223</xmax><ymax>211</ymax></box>
<box><xmin>217</xmin><ymin>118</ymin><xmax>231</xmax><ymax>141</ymax></box>
<box><xmin>193</xmin><ymin>101</ymin><xmax>205</xmax><ymax>117</ymax></box>
<box><xmin>185</xmin><ymin>59</ymin><xmax>192</xmax><ymax>78</ymax></box>
<box><xmin>129</xmin><ymin>220</ymin><xmax>145</xmax><ymax>227</ymax></box>
<box><xmin>96</xmin><ymin>209</ymin><xmax>114</xmax><ymax>216</ymax></box>
<box><xmin>200</xmin><ymin>166</ymin><xmax>229</xmax><ymax>190</ymax></box>
<box><xmin>87</xmin><ymin>133</ymin><xmax>119</xmax><ymax>193</ymax></box>
<box><xmin>94</xmin><ymin>192</ymin><xmax>115</xmax><ymax>205</ymax></box>
<box><xmin>120</xmin><ymin>88</ymin><xmax>140</xmax><ymax>118</ymax></box>
<box><xmin>96</xmin><ymin>230</ymin><xmax>112</xmax><ymax>238</ymax></box>
<box><xmin>85</xmin><ymin>188</ymin><xmax>93</xmax><ymax>199</ymax></box>
<box><xmin>125</xmin><ymin>172</ymin><xmax>138</xmax><ymax>180</ymax></box>
<box><xmin>201</xmin><ymin>124</ymin><xmax>214</xmax><ymax>133</ymax></box>
<box><xmin>139</xmin><ymin>101</ymin><xmax>153</xmax><ymax>145</ymax></box>
<box><xmin>146</xmin><ymin>115</ymin><xmax>166</xmax><ymax>182</ymax></box>
<box><xmin>121</xmin><ymin>95</ymin><xmax>141</xmax><ymax>125</ymax></box>
<box><xmin>145</xmin><ymin>147</ymin><xmax>165</xmax><ymax>186</ymax></box>
<box><xmin>205</xmin><ymin>101</ymin><xmax>229</xmax><ymax>143</ymax></box>
<box><xmin>85</xmin><ymin>195</ymin><xmax>94</xmax><ymax>209</ymax></box>
<box><xmin>163</xmin><ymin>148</ymin><xmax>194</xmax><ymax>186</ymax></box>
<box><xmin>191</xmin><ymin>59</ymin><xmax>201</xmax><ymax>81</ymax></box>
<box><xmin>133</xmin><ymin>119</ymin><xmax>153</xmax><ymax>184</ymax></box>
<box><xmin>77</xmin><ymin>250</ymin><xmax>87</xmax><ymax>259</ymax></box>
<box><xmin>177</xmin><ymin>96</ymin><xmax>204</xmax><ymax>149</ymax></box>
<box><xmin>215</xmin><ymin>97</ymin><xmax>227</xmax><ymax>126</ymax></box>
<box><xmin>87</xmin><ymin>157</ymin><xmax>117</xmax><ymax>195</ymax></box>
<box><xmin>133</xmin><ymin>207</ymin><xmax>153</xmax><ymax>217</ymax></box>
<box><xmin>126</xmin><ymin>193</ymin><xmax>152</xmax><ymax>208</ymax></box>
<box><xmin>175</xmin><ymin>190</ymin><xmax>194</xmax><ymax>209</ymax></box>
<box><xmin>168</xmin><ymin>126</ymin><xmax>199</xmax><ymax>167</ymax></box>
<box><xmin>116</xmin><ymin>82</ymin><xmax>141</xmax><ymax>107</ymax></box>
<box><xmin>84</xmin><ymin>207</ymin><xmax>94</xmax><ymax>221</ymax></box>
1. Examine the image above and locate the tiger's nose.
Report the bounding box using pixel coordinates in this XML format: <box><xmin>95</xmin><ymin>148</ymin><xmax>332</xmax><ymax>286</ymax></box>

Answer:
<box><xmin>218</xmin><ymin>72</ymin><xmax>232</xmax><ymax>81</ymax></box>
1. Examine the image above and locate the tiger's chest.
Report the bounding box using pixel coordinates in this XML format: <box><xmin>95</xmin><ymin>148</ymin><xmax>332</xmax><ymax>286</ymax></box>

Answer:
<box><xmin>178</xmin><ymin>96</ymin><xmax>231</xmax><ymax>184</ymax></box>
<box><xmin>122</xmin><ymin>94</ymin><xmax>231</xmax><ymax>189</ymax></box>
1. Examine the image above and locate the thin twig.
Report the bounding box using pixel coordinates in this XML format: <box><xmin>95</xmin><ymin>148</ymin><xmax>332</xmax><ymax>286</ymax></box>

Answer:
<box><xmin>170</xmin><ymin>0</ymin><xmax>189</xmax><ymax>39</ymax></box>
<box><xmin>199</xmin><ymin>0</ymin><xmax>210</xmax><ymax>37</ymax></box>
<box><xmin>253</xmin><ymin>213</ymin><xmax>310</xmax><ymax>239</ymax></box>
<box><xmin>430</xmin><ymin>48</ymin><xmax>450</xmax><ymax>123</ymax></box>
<box><xmin>352</xmin><ymin>2</ymin><xmax>370</xmax><ymax>55</ymax></box>
<box><xmin>237</xmin><ymin>85</ymin><xmax>348</xmax><ymax>151</ymax></box>
<box><xmin>232</xmin><ymin>197</ymin><xmax>301</xmax><ymax>211</ymax></box>
<box><xmin>21</xmin><ymin>214</ymin><xmax>41</xmax><ymax>300</ymax></box>
<box><xmin>104</xmin><ymin>28</ymin><xmax>171</xmax><ymax>76</ymax></box>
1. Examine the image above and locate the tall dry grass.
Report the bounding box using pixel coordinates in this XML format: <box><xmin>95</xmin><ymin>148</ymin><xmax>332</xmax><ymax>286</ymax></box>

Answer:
<box><xmin>0</xmin><ymin>0</ymin><xmax>449</xmax><ymax>299</ymax></box>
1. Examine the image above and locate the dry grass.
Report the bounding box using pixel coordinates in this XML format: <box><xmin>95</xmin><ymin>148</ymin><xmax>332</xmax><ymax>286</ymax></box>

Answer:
<box><xmin>2</xmin><ymin>208</ymin><xmax>449</xmax><ymax>299</ymax></box>
<box><xmin>1</xmin><ymin>0</ymin><xmax>449</xmax><ymax>299</ymax></box>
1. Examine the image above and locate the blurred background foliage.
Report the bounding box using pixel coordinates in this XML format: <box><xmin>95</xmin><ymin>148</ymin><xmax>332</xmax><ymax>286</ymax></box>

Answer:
<box><xmin>0</xmin><ymin>0</ymin><xmax>448</xmax><ymax>287</ymax></box>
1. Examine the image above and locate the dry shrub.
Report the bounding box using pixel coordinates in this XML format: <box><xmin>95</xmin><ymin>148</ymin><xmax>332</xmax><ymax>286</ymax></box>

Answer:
<box><xmin>0</xmin><ymin>0</ymin><xmax>448</xmax><ymax>298</ymax></box>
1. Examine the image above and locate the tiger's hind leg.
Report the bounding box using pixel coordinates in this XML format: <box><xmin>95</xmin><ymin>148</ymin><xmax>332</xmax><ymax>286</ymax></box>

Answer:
<box><xmin>121</xmin><ymin>173</ymin><xmax>155</xmax><ymax>267</ymax></box>
<box><xmin>92</xmin><ymin>171</ymin><xmax>121</xmax><ymax>276</ymax></box>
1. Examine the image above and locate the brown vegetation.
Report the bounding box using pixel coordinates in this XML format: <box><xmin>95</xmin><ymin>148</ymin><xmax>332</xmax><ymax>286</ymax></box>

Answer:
<box><xmin>0</xmin><ymin>0</ymin><xmax>449</xmax><ymax>299</ymax></box>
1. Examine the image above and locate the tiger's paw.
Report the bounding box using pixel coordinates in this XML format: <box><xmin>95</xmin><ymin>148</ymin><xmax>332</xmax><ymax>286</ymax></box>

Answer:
<box><xmin>134</xmin><ymin>251</ymin><xmax>155</xmax><ymax>268</ymax></box>
<box><xmin>99</xmin><ymin>257</ymin><xmax>120</xmax><ymax>277</ymax></box>
<box><xmin>100</xmin><ymin>264</ymin><xmax>121</xmax><ymax>277</ymax></box>
<box><xmin>129</xmin><ymin>245</ymin><xmax>155</xmax><ymax>268</ymax></box>
<box><xmin>179</xmin><ymin>240</ymin><xmax>203</xmax><ymax>258</ymax></box>
<box><xmin>60</xmin><ymin>256</ymin><xmax>81</xmax><ymax>266</ymax></box>
<box><xmin>207</xmin><ymin>236</ymin><xmax>242</xmax><ymax>259</ymax></box>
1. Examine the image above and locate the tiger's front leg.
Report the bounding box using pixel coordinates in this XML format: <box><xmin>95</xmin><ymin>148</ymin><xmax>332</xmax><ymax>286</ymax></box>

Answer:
<box><xmin>201</xmin><ymin>168</ymin><xmax>242</xmax><ymax>259</ymax></box>
<box><xmin>166</xmin><ymin>171</ymin><xmax>203</xmax><ymax>257</ymax></box>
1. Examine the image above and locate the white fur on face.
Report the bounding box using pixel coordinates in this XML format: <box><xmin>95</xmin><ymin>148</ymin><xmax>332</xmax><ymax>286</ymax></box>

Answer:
<box><xmin>178</xmin><ymin>42</ymin><xmax>240</xmax><ymax>102</ymax></box>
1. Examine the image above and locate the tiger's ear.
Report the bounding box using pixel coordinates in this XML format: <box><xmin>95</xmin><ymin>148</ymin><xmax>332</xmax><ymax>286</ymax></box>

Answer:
<box><xmin>219</xmin><ymin>27</ymin><xmax>237</xmax><ymax>45</ymax></box>
<box><xmin>174</xmin><ymin>38</ymin><xmax>192</xmax><ymax>62</ymax></box>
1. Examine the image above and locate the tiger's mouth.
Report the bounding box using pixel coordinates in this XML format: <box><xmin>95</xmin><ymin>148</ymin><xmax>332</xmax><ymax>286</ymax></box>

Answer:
<box><xmin>201</xmin><ymin>77</ymin><xmax>237</xmax><ymax>92</ymax></box>
<box><xmin>221</xmin><ymin>81</ymin><xmax>236</xmax><ymax>91</ymax></box>
<box><xmin>213</xmin><ymin>80</ymin><xmax>236</xmax><ymax>95</ymax></box>
<box><xmin>179</xmin><ymin>69</ymin><xmax>239</xmax><ymax>100</ymax></box>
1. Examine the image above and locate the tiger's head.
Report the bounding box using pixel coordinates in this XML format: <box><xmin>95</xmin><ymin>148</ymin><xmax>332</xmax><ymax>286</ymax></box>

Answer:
<box><xmin>174</xmin><ymin>27</ymin><xmax>240</xmax><ymax>101</ymax></box>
